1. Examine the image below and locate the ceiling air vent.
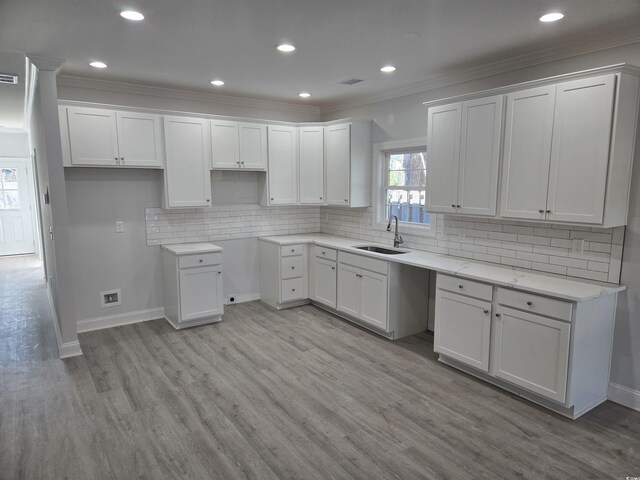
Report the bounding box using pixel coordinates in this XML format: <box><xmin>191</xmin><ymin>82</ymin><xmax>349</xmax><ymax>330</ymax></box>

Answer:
<box><xmin>338</xmin><ymin>78</ymin><xmax>364</xmax><ymax>85</ymax></box>
<box><xmin>0</xmin><ymin>73</ymin><xmax>18</xmax><ymax>85</ymax></box>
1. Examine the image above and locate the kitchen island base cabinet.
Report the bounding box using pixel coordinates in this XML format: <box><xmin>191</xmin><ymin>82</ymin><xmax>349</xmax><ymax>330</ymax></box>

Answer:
<box><xmin>162</xmin><ymin>244</ymin><xmax>224</xmax><ymax>330</ymax></box>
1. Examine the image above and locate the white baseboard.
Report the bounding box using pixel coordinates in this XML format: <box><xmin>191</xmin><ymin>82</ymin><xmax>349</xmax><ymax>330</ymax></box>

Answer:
<box><xmin>46</xmin><ymin>284</ymin><xmax>83</xmax><ymax>358</ymax></box>
<box><xmin>224</xmin><ymin>293</ymin><xmax>260</xmax><ymax>305</ymax></box>
<box><xmin>77</xmin><ymin>307</ymin><xmax>165</xmax><ymax>333</ymax></box>
<box><xmin>608</xmin><ymin>382</ymin><xmax>640</xmax><ymax>412</ymax></box>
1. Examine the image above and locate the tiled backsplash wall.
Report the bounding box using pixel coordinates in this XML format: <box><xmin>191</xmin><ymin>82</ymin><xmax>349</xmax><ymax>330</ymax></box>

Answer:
<box><xmin>145</xmin><ymin>205</ymin><xmax>321</xmax><ymax>245</ymax></box>
<box><xmin>320</xmin><ymin>207</ymin><xmax>624</xmax><ymax>283</ymax></box>
<box><xmin>145</xmin><ymin>204</ymin><xmax>624</xmax><ymax>284</ymax></box>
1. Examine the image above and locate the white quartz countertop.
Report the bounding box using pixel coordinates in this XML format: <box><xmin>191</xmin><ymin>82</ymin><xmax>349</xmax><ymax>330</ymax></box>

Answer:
<box><xmin>259</xmin><ymin>234</ymin><xmax>624</xmax><ymax>302</ymax></box>
<box><xmin>161</xmin><ymin>242</ymin><xmax>223</xmax><ymax>255</ymax></box>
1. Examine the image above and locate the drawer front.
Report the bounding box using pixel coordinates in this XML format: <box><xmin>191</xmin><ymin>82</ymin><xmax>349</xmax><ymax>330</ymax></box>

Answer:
<box><xmin>281</xmin><ymin>256</ymin><xmax>305</xmax><ymax>280</ymax></box>
<box><xmin>437</xmin><ymin>274</ymin><xmax>492</xmax><ymax>302</ymax></box>
<box><xmin>281</xmin><ymin>244</ymin><xmax>304</xmax><ymax>257</ymax></box>
<box><xmin>339</xmin><ymin>251</ymin><xmax>388</xmax><ymax>275</ymax></box>
<box><xmin>178</xmin><ymin>252</ymin><xmax>222</xmax><ymax>269</ymax></box>
<box><xmin>313</xmin><ymin>245</ymin><xmax>337</xmax><ymax>261</ymax></box>
<box><xmin>281</xmin><ymin>277</ymin><xmax>305</xmax><ymax>302</ymax></box>
<box><xmin>496</xmin><ymin>287</ymin><xmax>572</xmax><ymax>322</ymax></box>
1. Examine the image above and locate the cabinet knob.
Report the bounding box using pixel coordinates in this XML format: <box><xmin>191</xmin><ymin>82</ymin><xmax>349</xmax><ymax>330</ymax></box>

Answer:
<box><xmin>344</xmin><ymin>199</ymin><xmax>348</xmax><ymax>202</ymax></box>
<box><xmin>291</xmin><ymin>249</ymin><xmax>295</xmax><ymax>253</ymax></box>
<box><xmin>237</xmin><ymin>161</ymin><xmax>240</xmax><ymax>165</ymax></box>
<box><xmin>332</xmin><ymin>267</ymin><xmax>335</xmax><ymax>270</ymax></box>
<box><xmin>451</xmin><ymin>204</ymin><xmax>456</xmax><ymax>208</ymax></box>
<box><xmin>322</xmin><ymin>251</ymin><xmax>326</xmax><ymax>255</ymax></box>
<box><xmin>114</xmin><ymin>157</ymin><xmax>119</xmax><ymax>163</ymax></box>
<box><xmin>271</xmin><ymin>198</ymin><xmax>274</xmax><ymax>201</ymax></box>
<box><xmin>241</xmin><ymin>161</ymin><xmax>245</xmax><ymax>165</ymax></box>
<box><xmin>458</xmin><ymin>284</ymin><xmax>463</xmax><ymax>289</ymax></box>
<box><xmin>457</xmin><ymin>205</ymin><xmax>461</xmax><ymax>208</ymax></box>
<box><xmin>546</xmin><ymin>210</ymin><xmax>551</xmax><ymax>214</ymax></box>
<box><xmin>320</xmin><ymin>197</ymin><xmax>323</xmax><ymax>200</ymax></box>
<box><xmin>120</xmin><ymin>157</ymin><xmax>124</xmax><ymax>162</ymax></box>
<box><xmin>484</xmin><ymin>309</ymin><xmax>489</xmax><ymax>314</ymax></box>
<box><xmin>292</xmin><ymin>288</ymin><xmax>296</xmax><ymax>292</ymax></box>
<box><xmin>291</xmin><ymin>266</ymin><xmax>295</xmax><ymax>270</ymax></box>
<box><xmin>218</xmin><ymin>271</ymin><xmax>221</xmax><ymax>274</ymax></box>
<box><xmin>496</xmin><ymin>313</ymin><xmax>501</xmax><ymax>318</ymax></box>
<box><xmin>526</xmin><ymin>301</ymin><xmax>533</xmax><ymax>306</ymax></box>
<box><xmin>206</xmin><ymin>199</ymin><xmax>210</xmax><ymax>202</ymax></box>
<box><xmin>199</xmin><ymin>259</ymin><xmax>203</xmax><ymax>263</ymax></box>
<box><xmin>538</xmin><ymin>209</ymin><xmax>544</xmax><ymax>214</ymax></box>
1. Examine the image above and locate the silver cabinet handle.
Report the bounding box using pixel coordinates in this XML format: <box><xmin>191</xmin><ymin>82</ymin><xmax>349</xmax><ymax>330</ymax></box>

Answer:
<box><xmin>458</xmin><ymin>284</ymin><xmax>463</xmax><ymax>289</ymax></box>
<box><xmin>320</xmin><ymin>196</ymin><xmax>323</xmax><ymax>200</ymax></box>
<box><xmin>115</xmin><ymin>156</ymin><xmax>119</xmax><ymax>164</ymax></box>
<box><xmin>237</xmin><ymin>161</ymin><xmax>240</xmax><ymax>166</ymax></box>
<box><xmin>526</xmin><ymin>301</ymin><xmax>533</xmax><ymax>306</ymax></box>
<box><xmin>452</xmin><ymin>204</ymin><xmax>456</xmax><ymax>208</ymax></box>
<box><xmin>199</xmin><ymin>259</ymin><xmax>203</xmax><ymax>263</ymax></box>
<box><xmin>484</xmin><ymin>309</ymin><xmax>489</xmax><ymax>314</ymax></box>
<box><xmin>291</xmin><ymin>266</ymin><xmax>295</xmax><ymax>270</ymax></box>
<box><xmin>546</xmin><ymin>210</ymin><xmax>551</xmax><ymax>214</ymax></box>
<box><xmin>331</xmin><ymin>267</ymin><xmax>335</xmax><ymax>270</ymax></box>
<box><xmin>457</xmin><ymin>205</ymin><xmax>461</xmax><ymax>208</ymax></box>
<box><xmin>120</xmin><ymin>157</ymin><xmax>124</xmax><ymax>164</ymax></box>
<box><xmin>218</xmin><ymin>271</ymin><xmax>221</xmax><ymax>274</ymax></box>
<box><xmin>538</xmin><ymin>209</ymin><xmax>544</xmax><ymax>214</ymax></box>
<box><xmin>291</xmin><ymin>249</ymin><xmax>295</xmax><ymax>253</ymax></box>
<box><xmin>495</xmin><ymin>313</ymin><xmax>501</xmax><ymax>318</ymax></box>
<box><xmin>241</xmin><ymin>161</ymin><xmax>245</xmax><ymax>165</ymax></box>
<box><xmin>292</xmin><ymin>288</ymin><xmax>296</xmax><ymax>292</ymax></box>
<box><xmin>206</xmin><ymin>199</ymin><xmax>210</xmax><ymax>202</ymax></box>
<box><xmin>344</xmin><ymin>199</ymin><xmax>348</xmax><ymax>202</ymax></box>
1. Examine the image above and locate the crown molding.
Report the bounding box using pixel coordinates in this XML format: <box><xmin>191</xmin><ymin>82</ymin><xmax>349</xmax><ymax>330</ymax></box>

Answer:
<box><xmin>319</xmin><ymin>29</ymin><xmax>640</xmax><ymax>114</ymax></box>
<box><xmin>56</xmin><ymin>75</ymin><xmax>321</xmax><ymax>117</ymax></box>
<box><xmin>28</xmin><ymin>55</ymin><xmax>64</xmax><ymax>72</ymax></box>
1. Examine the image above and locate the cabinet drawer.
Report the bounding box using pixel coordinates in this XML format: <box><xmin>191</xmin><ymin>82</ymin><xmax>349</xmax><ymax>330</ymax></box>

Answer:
<box><xmin>496</xmin><ymin>287</ymin><xmax>572</xmax><ymax>322</ymax></box>
<box><xmin>339</xmin><ymin>252</ymin><xmax>388</xmax><ymax>275</ymax></box>
<box><xmin>178</xmin><ymin>252</ymin><xmax>222</xmax><ymax>269</ymax></box>
<box><xmin>281</xmin><ymin>244</ymin><xmax>304</xmax><ymax>257</ymax></box>
<box><xmin>437</xmin><ymin>274</ymin><xmax>492</xmax><ymax>301</ymax></box>
<box><xmin>281</xmin><ymin>256</ymin><xmax>305</xmax><ymax>280</ymax></box>
<box><xmin>281</xmin><ymin>277</ymin><xmax>305</xmax><ymax>302</ymax></box>
<box><xmin>313</xmin><ymin>245</ymin><xmax>337</xmax><ymax>261</ymax></box>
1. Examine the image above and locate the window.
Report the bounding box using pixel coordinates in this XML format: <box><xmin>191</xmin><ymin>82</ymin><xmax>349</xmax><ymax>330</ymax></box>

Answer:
<box><xmin>384</xmin><ymin>150</ymin><xmax>430</xmax><ymax>226</ymax></box>
<box><xmin>0</xmin><ymin>168</ymin><xmax>19</xmax><ymax>210</ymax></box>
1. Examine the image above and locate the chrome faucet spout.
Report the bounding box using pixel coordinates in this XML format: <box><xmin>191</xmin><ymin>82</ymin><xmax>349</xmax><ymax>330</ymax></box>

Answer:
<box><xmin>387</xmin><ymin>215</ymin><xmax>403</xmax><ymax>248</ymax></box>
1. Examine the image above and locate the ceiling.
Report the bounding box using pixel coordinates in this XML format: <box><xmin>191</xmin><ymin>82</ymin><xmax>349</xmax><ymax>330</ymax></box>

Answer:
<box><xmin>1</xmin><ymin>0</ymin><xmax>640</xmax><ymax>112</ymax></box>
<box><xmin>0</xmin><ymin>52</ymin><xmax>26</xmax><ymax>128</ymax></box>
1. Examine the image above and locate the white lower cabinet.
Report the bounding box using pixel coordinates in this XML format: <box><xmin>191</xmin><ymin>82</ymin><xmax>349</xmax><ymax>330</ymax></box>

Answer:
<box><xmin>162</xmin><ymin>244</ymin><xmax>224</xmax><ymax>329</ymax></box>
<box><xmin>259</xmin><ymin>240</ymin><xmax>309</xmax><ymax>309</ymax></box>
<box><xmin>434</xmin><ymin>273</ymin><xmax>617</xmax><ymax>418</ymax></box>
<box><xmin>310</xmin><ymin>246</ymin><xmax>337</xmax><ymax>308</ymax></box>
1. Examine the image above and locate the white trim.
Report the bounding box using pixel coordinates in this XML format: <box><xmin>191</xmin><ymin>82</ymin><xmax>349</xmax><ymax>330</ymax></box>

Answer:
<box><xmin>608</xmin><ymin>382</ymin><xmax>640</xmax><ymax>411</ymax></box>
<box><xmin>372</xmin><ymin>138</ymin><xmax>437</xmax><ymax>237</ymax></box>
<box><xmin>77</xmin><ymin>307</ymin><xmax>166</xmax><ymax>333</ymax></box>
<box><xmin>224</xmin><ymin>293</ymin><xmax>260</xmax><ymax>305</ymax></box>
<box><xmin>57</xmin><ymin>75</ymin><xmax>321</xmax><ymax>117</ymax></box>
<box><xmin>46</xmin><ymin>283</ymin><xmax>83</xmax><ymax>358</ymax></box>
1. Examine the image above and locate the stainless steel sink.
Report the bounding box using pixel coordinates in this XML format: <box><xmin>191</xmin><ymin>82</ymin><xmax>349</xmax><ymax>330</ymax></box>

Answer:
<box><xmin>354</xmin><ymin>246</ymin><xmax>408</xmax><ymax>255</ymax></box>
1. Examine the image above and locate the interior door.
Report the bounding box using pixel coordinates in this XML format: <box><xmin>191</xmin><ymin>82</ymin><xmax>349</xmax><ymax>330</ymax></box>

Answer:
<box><xmin>426</xmin><ymin>102</ymin><xmax>461</xmax><ymax>213</ymax></box>
<box><xmin>0</xmin><ymin>160</ymin><xmax>35</xmax><ymax>256</ymax></box>
<box><xmin>500</xmin><ymin>85</ymin><xmax>556</xmax><ymax>220</ymax></box>
<box><xmin>546</xmin><ymin>74</ymin><xmax>616</xmax><ymax>224</ymax></box>
<box><xmin>116</xmin><ymin>112</ymin><xmax>164</xmax><ymax>167</ymax></box>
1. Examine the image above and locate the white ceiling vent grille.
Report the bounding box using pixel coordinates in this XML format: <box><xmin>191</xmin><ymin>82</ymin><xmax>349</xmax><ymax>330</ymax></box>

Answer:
<box><xmin>338</xmin><ymin>78</ymin><xmax>364</xmax><ymax>85</ymax></box>
<box><xmin>0</xmin><ymin>73</ymin><xmax>19</xmax><ymax>85</ymax></box>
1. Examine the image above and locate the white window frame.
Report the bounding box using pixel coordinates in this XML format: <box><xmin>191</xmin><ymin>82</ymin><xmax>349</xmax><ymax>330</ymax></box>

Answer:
<box><xmin>372</xmin><ymin>138</ymin><xmax>437</xmax><ymax>237</ymax></box>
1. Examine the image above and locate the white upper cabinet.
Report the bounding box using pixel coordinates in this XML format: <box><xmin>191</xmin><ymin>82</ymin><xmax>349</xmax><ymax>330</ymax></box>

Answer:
<box><xmin>546</xmin><ymin>75</ymin><xmax>616</xmax><ymax>224</ymax></box>
<box><xmin>162</xmin><ymin>116</ymin><xmax>211</xmax><ymax>209</ymax></box>
<box><xmin>63</xmin><ymin>106</ymin><xmax>163</xmax><ymax>168</ymax></box>
<box><xmin>299</xmin><ymin>126</ymin><xmax>325</xmax><ymax>204</ymax></box>
<box><xmin>426</xmin><ymin>95</ymin><xmax>503</xmax><ymax>216</ymax></box>
<box><xmin>325</xmin><ymin>120</ymin><xmax>371</xmax><ymax>208</ymax></box>
<box><xmin>500</xmin><ymin>85</ymin><xmax>556</xmax><ymax>220</ymax></box>
<box><xmin>267</xmin><ymin>125</ymin><xmax>298</xmax><ymax>205</ymax></box>
<box><xmin>210</xmin><ymin>120</ymin><xmax>267</xmax><ymax>170</ymax></box>
<box><xmin>210</xmin><ymin>119</ymin><xmax>240</xmax><ymax>168</ymax></box>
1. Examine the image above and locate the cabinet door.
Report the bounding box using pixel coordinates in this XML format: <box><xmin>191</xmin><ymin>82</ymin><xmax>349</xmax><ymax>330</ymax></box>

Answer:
<box><xmin>434</xmin><ymin>290</ymin><xmax>491</xmax><ymax>372</ymax></box>
<box><xmin>546</xmin><ymin>75</ymin><xmax>616</xmax><ymax>224</ymax></box>
<box><xmin>267</xmin><ymin>126</ymin><xmax>298</xmax><ymax>205</ymax></box>
<box><xmin>239</xmin><ymin>123</ymin><xmax>267</xmax><ymax>170</ymax></box>
<box><xmin>426</xmin><ymin>103</ymin><xmax>461</xmax><ymax>213</ymax></box>
<box><xmin>179</xmin><ymin>266</ymin><xmax>223</xmax><ymax>321</ymax></box>
<box><xmin>458</xmin><ymin>95</ymin><xmax>503</xmax><ymax>216</ymax></box>
<box><xmin>326</xmin><ymin>124</ymin><xmax>351</xmax><ymax>206</ymax></box>
<box><xmin>115</xmin><ymin>112</ymin><xmax>164</xmax><ymax>167</ymax></box>
<box><xmin>359</xmin><ymin>270</ymin><xmax>388</xmax><ymax>330</ymax></box>
<box><xmin>500</xmin><ymin>85</ymin><xmax>556</xmax><ymax>219</ymax></box>
<box><xmin>163</xmin><ymin>116</ymin><xmax>211</xmax><ymax>208</ymax></box>
<box><xmin>299</xmin><ymin>126</ymin><xmax>325</xmax><ymax>204</ymax></box>
<box><xmin>337</xmin><ymin>263</ymin><xmax>360</xmax><ymax>317</ymax></box>
<box><xmin>313</xmin><ymin>258</ymin><xmax>337</xmax><ymax>308</ymax></box>
<box><xmin>492</xmin><ymin>306</ymin><xmax>570</xmax><ymax>403</ymax></box>
<box><xmin>66</xmin><ymin>107</ymin><xmax>119</xmax><ymax>166</ymax></box>
<box><xmin>211</xmin><ymin>120</ymin><xmax>240</xmax><ymax>169</ymax></box>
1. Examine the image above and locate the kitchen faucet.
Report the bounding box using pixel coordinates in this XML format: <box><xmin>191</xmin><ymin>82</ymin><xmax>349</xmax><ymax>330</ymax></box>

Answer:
<box><xmin>387</xmin><ymin>215</ymin><xmax>403</xmax><ymax>248</ymax></box>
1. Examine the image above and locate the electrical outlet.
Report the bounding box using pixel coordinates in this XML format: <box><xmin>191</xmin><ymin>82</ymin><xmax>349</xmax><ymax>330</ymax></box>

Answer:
<box><xmin>115</xmin><ymin>221</ymin><xmax>124</xmax><ymax>233</ymax></box>
<box><xmin>101</xmin><ymin>289</ymin><xmax>122</xmax><ymax>308</ymax></box>
<box><xmin>571</xmin><ymin>238</ymin><xmax>584</xmax><ymax>255</ymax></box>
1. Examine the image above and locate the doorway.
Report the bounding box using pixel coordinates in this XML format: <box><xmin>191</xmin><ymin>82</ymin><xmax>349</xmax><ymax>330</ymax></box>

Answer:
<box><xmin>0</xmin><ymin>158</ymin><xmax>36</xmax><ymax>256</ymax></box>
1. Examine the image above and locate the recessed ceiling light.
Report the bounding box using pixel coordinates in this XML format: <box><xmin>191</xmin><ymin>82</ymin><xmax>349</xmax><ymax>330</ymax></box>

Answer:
<box><xmin>120</xmin><ymin>10</ymin><xmax>144</xmax><ymax>21</ymax></box>
<box><xmin>276</xmin><ymin>44</ymin><xmax>296</xmax><ymax>53</ymax></box>
<box><xmin>539</xmin><ymin>12</ymin><xmax>564</xmax><ymax>22</ymax></box>
<box><xmin>210</xmin><ymin>80</ymin><xmax>224</xmax><ymax>86</ymax></box>
<box><xmin>298</xmin><ymin>92</ymin><xmax>310</xmax><ymax>98</ymax></box>
<box><xmin>380</xmin><ymin>65</ymin><xmax>396</xmax><ymax>73</ymax></box>
<box><xmin>89</xmin><ymin>61</ymin><xmax>107</xmax><ymax>69</ymax></box>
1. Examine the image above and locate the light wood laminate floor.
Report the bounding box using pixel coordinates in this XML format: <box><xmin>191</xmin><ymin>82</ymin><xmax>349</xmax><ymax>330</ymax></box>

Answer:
<box><xmin>1</xmin><ymin>257</ymin><xmax>640</xmax><ymax>479</ymax></box>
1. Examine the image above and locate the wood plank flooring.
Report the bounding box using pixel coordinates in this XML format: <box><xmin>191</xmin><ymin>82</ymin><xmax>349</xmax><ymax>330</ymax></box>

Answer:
<box><xmin>1</xmin><ymin>258</ymin><xmax>640</xmax><ymax>479</ymax></box>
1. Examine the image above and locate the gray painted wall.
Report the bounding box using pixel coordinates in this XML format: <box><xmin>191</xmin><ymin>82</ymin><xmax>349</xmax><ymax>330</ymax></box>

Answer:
<box><xmin>322</xmin><ymin>42</ymin><xmax>640</xmax><ymax>397</ymax></box>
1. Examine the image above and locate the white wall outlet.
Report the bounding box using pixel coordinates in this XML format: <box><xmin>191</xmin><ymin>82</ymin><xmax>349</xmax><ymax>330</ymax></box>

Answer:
<box><xmin>571</xmin><ymin>238</ymin><xmax>584</xmax><ymax>255</ymax></box>
<box><xmin>101</xmin><ymin>289</ymin><xmax>122</xmax><ymax>308</ymax></box>
<box><xmin>115</xmin><ymin>221</ymin><xmax>124</xmax><ymax>233</ymax></box>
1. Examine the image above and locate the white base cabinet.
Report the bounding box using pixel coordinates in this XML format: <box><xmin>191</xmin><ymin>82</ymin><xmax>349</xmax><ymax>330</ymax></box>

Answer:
<box><xmin>259</xmin><ymin>241</ymin><xmax>309</xmax><ymax>310</ymax></box>
<box><xmin>309</xmin><ymin>246</ymin><xmax>337</xmax><ymax>309</ymax></box>
<box><xmin>162</xmin><ymin>244</ymin><xmax>224</xmax><ymax>329</ymax></box>
<box><xmin>434</xmin><ymin>272</ymin><xmax>617</xmax><ymax>418</ymax></box>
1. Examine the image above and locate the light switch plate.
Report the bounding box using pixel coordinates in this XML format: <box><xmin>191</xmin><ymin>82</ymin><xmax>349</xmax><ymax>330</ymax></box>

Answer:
<box><xmin>115</xmin><ymin>221</ymin><xmax>124</xmax><ymax>233</ymax></box>
<box><xmin>571</xmin><ymin>238</ymin><xmax>584</xmax><ymax>255</ymax></box>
